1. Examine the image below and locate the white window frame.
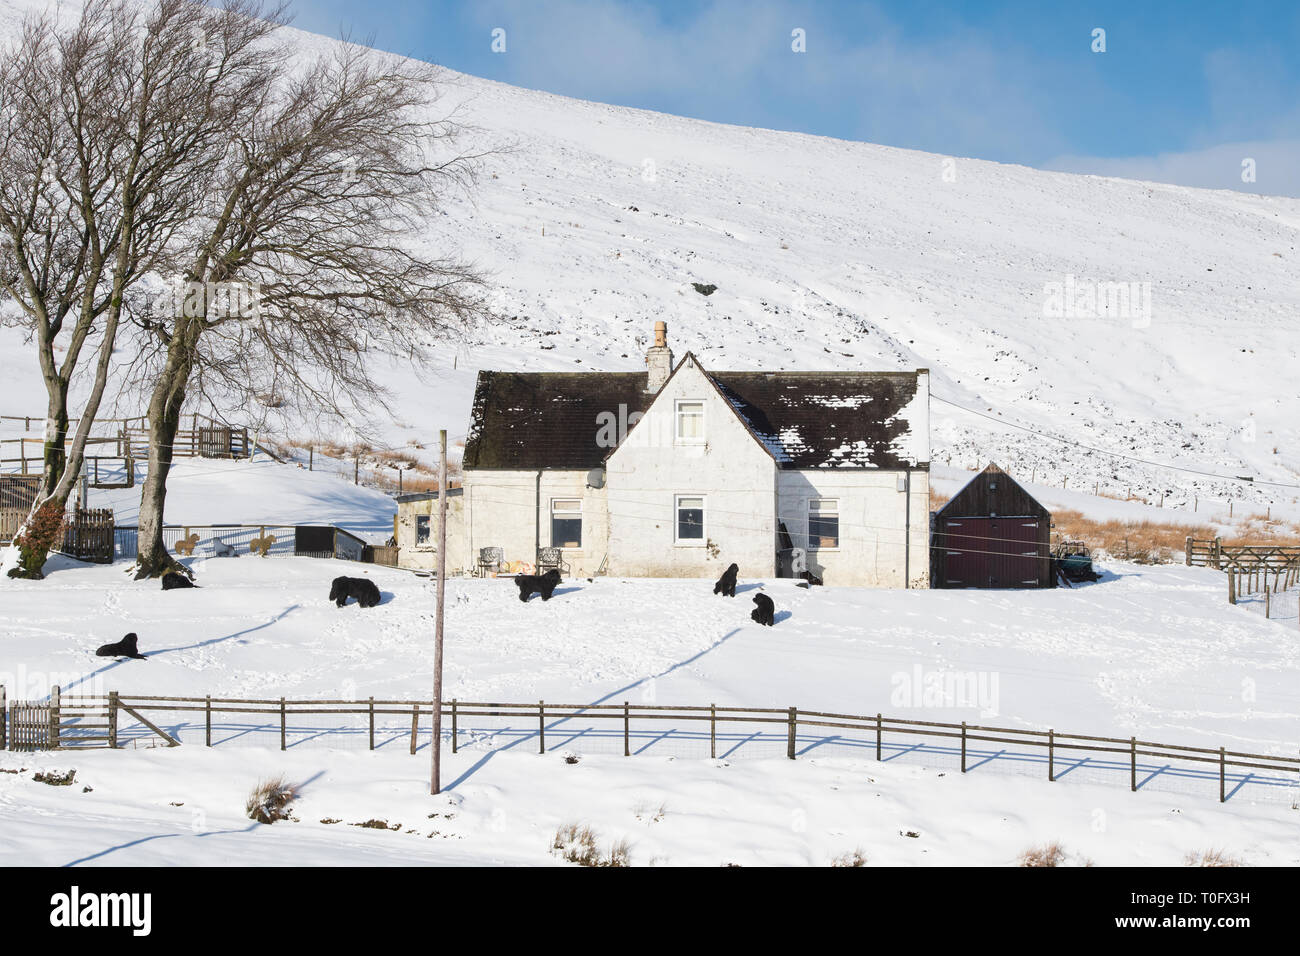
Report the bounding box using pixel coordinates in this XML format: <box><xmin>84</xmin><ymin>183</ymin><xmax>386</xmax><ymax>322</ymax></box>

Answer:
<box><xmin>675</xmin><ymin>400</ymin><xmax>705</xmax><ymax>444</ymax></box>
<box><xmin>550</xmin><ymin>498</ymin><xmax>583</xmax><ymax>550</ymax></box>
<box><xmin>807</xmin><ymin>498</ymin><xmax>840</xmax><ymax>551</ymax></box>
<box><xmin>674</xmin><ymin>494</ymin><xmax>706</xmax><ymax>546</ymax></box>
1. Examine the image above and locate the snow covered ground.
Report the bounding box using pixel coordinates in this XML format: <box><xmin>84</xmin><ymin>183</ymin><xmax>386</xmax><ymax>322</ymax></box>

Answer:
<box><xmin>3</xmin><ymin>554</ymin><xmax>1298</xmax><ymax>865</ymax></box>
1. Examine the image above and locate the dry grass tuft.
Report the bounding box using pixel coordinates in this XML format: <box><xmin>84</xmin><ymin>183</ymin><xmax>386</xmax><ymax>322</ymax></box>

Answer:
<box><xmin>1184</xmin><ymin>848</ymin><xmax>1245</xmax><ymax>867</ymax></box>
<box><xmin>245</xmin><ymin>775</ymin><xmax>297</xmax><ymax>824</ymax></box>
<box><xmin>33</xmin><ymin>769</ymin><xmax>76</xmax><ymax>786</ymax></box>
<box><xmin>1018</xmin><ymin>841</ymin><xmax>1067</xmax><ymax>867</ymax></box>
<box><xmin>831</xmin><ymin>848</ymin><xmax>868</xmax><ymax>867</ymax></box>
<box><xmin>551</xmin><ymin>822</ymin><xmax>631</xmax><ymax>867</ymax></box>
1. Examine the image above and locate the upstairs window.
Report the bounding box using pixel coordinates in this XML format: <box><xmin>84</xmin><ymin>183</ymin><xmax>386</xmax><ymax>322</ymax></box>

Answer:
<box><xmin>676</xmin><ymin>495</ymin><xmax>705</xmax><ymax>542</ymax></box>
<box><xmin>675</xmin><ymin>401</ymin><xmax>705</xmax><ymax>442</ymax></box>
<box><xmin>551</xmin><ymin>499</ymin><xmax>582</xmax><ymax>549</ymax></box>
<box><xmin>808</xmin><ymin>499</ymin><xmax>839</xmax><ymax>549</ymax></box>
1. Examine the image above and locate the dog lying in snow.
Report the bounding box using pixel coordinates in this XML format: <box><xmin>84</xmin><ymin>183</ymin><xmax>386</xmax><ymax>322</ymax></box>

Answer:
<box><xmin>96</xmin><ymin>632</ymin><xmax>147</xmax><ymax>659</ymax></box>
<box><xmin>161</xmin><ymin>571</ymin><xmax>197</xmax><ymax>590</ymax></box>
<box><xmin>750</xmin><ymin>592</ymin><xmax>775</xmax><ymax>626</ymax></box>
<box><xmin>515</xmin><ymin>568</ymin><xmax>562</xmax><ymax>602</ymax></box>
<box><xmin>329</xmin><ymin>575</ymin><xmax>381</xmax><ymax>608</ymax></box>
<box><xmin>713</xmin><ymin>563</ymin><xmax>739</xmax><ymax>597</ymax></box>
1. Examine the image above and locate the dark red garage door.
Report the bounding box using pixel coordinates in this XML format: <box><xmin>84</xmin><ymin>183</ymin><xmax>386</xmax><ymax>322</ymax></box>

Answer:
<box><xmin>942</xmin><ymin>517</ymin><xmax>1046</xmax><ymax>588</ymax></box>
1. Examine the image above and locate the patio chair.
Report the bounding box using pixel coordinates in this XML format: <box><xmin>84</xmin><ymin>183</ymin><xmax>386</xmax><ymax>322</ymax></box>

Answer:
<box><xmin>535</xmin><ymin>547</ymin><xmax>570</xmax><ymax>577</ymax></box>
<box><xmin>477</xmin><ymin>546</ymin><xmax>505</xmax><ymax>577</ymax></box>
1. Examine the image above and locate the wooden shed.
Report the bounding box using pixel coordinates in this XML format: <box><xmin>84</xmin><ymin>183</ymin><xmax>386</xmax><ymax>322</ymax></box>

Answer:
<box><xmin>930</xmin><ymin>463</ymin><xmax>1053</xmax><ymax>589</ymax></box>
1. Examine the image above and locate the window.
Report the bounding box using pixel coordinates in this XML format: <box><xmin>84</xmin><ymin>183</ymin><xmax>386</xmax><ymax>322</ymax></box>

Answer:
<box><xmin>675</xmin><ymin>401</ymin><xmax>704</xmax><ymax>442</ymax></box>
<box><xmin>676</xmin><ymin>495</ymin><xmax>705</xmax><ymax>542</ymax></box>
<box><xmin>551</xmin><ymin>499</ymin><xmax>582</xmax><ymax>548</ymax></box>
<box><xmin>808</xmin><ymin>499</ymin><xmax>839</xmax><ymax>549</ymax></box>
<box><xmin>416</xmin><ymin>515</ymin><xmax>430</xmax><ymax>545</ymax></box>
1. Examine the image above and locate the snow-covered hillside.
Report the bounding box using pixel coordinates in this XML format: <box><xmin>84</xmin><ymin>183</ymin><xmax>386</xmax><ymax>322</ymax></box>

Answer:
<box><xmin>1</xmin><ymin>0</ymin><xmax>1298</xmax><ymax>519</ymax></box>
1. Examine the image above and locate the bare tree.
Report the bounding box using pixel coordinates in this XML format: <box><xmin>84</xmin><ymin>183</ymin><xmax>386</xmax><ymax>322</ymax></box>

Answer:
<box><xmin>0</xmin><ymin>0</ymin><xmax>286</xmax><ymax>577</ymax></box>
<box><xmin>131</xmin><ymin>32</ymin><xmax>489</xmax><ymax>577</ymax></box>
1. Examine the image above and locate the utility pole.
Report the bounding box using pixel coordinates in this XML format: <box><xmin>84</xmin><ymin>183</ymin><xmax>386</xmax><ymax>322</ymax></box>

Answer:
<box><xmin>431</xmin><ymin>429</ymin><xmax>448</xmax><ymax>795</ymax></box>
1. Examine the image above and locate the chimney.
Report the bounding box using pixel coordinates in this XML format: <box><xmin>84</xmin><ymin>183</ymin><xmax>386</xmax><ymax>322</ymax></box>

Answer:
<box><xmin>645</xmin><ymin>320</ymin><xmax>674</xmax><ymax>392</ymax></box>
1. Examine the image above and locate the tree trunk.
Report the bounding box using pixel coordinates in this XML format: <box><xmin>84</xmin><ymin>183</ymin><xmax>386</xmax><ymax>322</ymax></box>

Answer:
<box><xmin>134</xmin><ymin>331</ymin><xmax>196</xmax><ymax>580</ymax></box>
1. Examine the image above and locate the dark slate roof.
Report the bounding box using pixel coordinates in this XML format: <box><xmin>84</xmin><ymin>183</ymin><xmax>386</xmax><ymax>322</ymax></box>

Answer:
<box><xmin>711</xmin><ymin>371</ymin><xmax>921</xmax><ymax>469</ymax></box>
<box><xmin>462</xmin><ymin>371</ymin><xmax>653</xmax><ymax>470</ymax></box>
<box><xmin>462</xmin><ymin>363</ymin><xmax>924</xmax><ymax>471</ymax></box>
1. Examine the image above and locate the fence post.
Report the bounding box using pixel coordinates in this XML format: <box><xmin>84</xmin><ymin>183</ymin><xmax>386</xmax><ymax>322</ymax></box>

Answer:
<box><xmin>538</xmin><ymin>700</ymin><xmax>545</xmax><ymax>754</ymax></box>
<box><xmin>205</xmin><ymin>695</ymin><xmax>211</xmax><ymax>747</ymax></box>
<box><xmin>280</xmin><ymin>697</ymin><xmax>286</xmax><ymax>751</ymax></box>
<box><xmin>623</xmin><ymin>701</ymin><xmax>630</xmax><ymax>757</ymax></box>
<box><xmin>960</xmin><ymin>720</ymin><xmax>967</xmax><ymax>773</ymax></box>
<box><xmin>876</xmin><ymin>713</ymin><xmax>882</xmax><ymax>761</ymax></box>
<box><xmin>1185</xmin><ymin>536</ymin><xmax>1192</xmax><ymax>566</ymax></box>
<box><xmin>1130</xmin><ymin>736</ymin><xmax>1137</xmax><ymax>792</ymax></box>
<box><xmin>710</xmin><ymin>703</ymin><xmax>716</xmax><ymax>759</ymax></box>
<box><xmin>1228</xmin><ymin>569</ymin><xmax>1236</xmax><ymax>605</ymax></box>
<box><xmin>0</xmin><ymin>684</ymin><xmax>5</xmax><ymax>750</ymax></box>
<box><xmin>787</xmin><ymin>707</ymin><xmax>797</xmax><ymax>760</ymax></box>
<box><xmin>108</xmin><ymin>691</ymin><xmax>118</xmax><ymax>749</ymax></box>
<box><xmin>1265</xmin><ymin>587</ymin><xmax>1270</xmax><ymax>619</ymax></box>
<box><xmin>410</xmin><ymin>703</ymin><xmax>419</xmax><ymax>755</ymax></box>
<box><xmin>1048</xmin><ymin>729</ymin><xmax>1054</xmax><ymax>781</ymax></box>
<box><xmin>1219</xmin><ymin>746</ymin><xmax>1226</xmax><ymax>803</ymax></box>
<box><xmin>368</xmin><ymin>697</ymin><xmax>375</xmax><ymax>750</ymax></box>
<box><xmin>49</xmin><ymin>684</ymin><xmax>60</xmax><ymax>749</ymax></box>
<box><xmin>451</xmin><ymin>700</ymin><xmax>458</xmax><ymax>754</ymax></box>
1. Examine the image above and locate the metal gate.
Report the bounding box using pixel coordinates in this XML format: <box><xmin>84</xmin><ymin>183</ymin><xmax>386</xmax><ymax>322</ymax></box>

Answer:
<box><xmin>942</xmin><ymin>517</ymin><xmax>1046</xmax><ymax>588</ymax></box>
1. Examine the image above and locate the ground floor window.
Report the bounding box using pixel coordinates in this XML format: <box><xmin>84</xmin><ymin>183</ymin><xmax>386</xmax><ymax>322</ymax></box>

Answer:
<box><xmin>416</xmin><ymin>515</ymin><xmax>430</xmax><ymax>545</ymax></box>
<box><xmin>551</xmin><ymin>499</ymin><xmax>582</xmax><ymax>548</ymax></box>
<box><xmin>676</xmin><ymin>495</ymin><xmax>705</xmax><ymax>542</ymax></box>
<box><xmin>808</xmin><ymin>498</ymin><xmax>839</xmax><ymax>549</ymax></box>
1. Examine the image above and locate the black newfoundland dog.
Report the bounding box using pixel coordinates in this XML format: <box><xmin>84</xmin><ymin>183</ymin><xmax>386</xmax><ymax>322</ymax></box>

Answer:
<box><xmin>161</xmin><ymin>571</ymin><xmax>197</xmax><ymax>590</ymax></box>
<box><xmin>330</xmin><ymin>575</ymin><xmax>381</xmax><ymax>608</ymax></box>
<box><xmin>750</xmin><ymin>592</ymin><xmax>775</xmax><ymax>626</ymax></box>
<box><xmin>96</xmin><ymin>632</ymin><xmax>147</xmax><ymax>659</ymax></box>
<box><xmin>515</xmin><ymin>568</ymin><xmax>562</xmax><ymax>602</ymax></box>
<box><xmin>713</xmin><ymin>563</ymin><xmax>739</xmax><ymax>597</ymax></box>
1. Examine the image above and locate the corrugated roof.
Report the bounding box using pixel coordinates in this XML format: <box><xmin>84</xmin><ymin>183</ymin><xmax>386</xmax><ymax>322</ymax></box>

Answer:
<box><xmin>462</xmin><ymin>364</ymin><xmax>924</xmax><ymax>471</ymax></box>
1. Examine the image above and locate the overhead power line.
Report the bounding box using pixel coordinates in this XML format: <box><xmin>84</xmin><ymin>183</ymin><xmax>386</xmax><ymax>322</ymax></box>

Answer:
<box><xmin>931</xmin><ymin>394</ymin><xmax>1300</xmax><ymax>491</ymax></box>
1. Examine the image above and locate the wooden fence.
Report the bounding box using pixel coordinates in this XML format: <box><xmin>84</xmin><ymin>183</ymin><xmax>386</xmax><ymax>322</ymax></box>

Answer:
<box><xmin>1188</xmin><ymin>536</ymin><xmax>1300</xmax><ymax>571</ymax></box>
<box><xmin>13</xmin><ymin>691</ymin><xmax>1297</xmax><ymax>805</ymax></box>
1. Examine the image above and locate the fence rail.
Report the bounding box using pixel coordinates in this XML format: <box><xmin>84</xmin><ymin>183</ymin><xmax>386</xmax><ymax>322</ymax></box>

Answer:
<box><xmin>1188</xmin><ymin>536</ymin><xmax>1300</xmax><ymax>571</ymax></box>
<box><xmin>12</xmin><ymin>690</ymin><xmax>1298</xmax><ymax>805</ymax></box>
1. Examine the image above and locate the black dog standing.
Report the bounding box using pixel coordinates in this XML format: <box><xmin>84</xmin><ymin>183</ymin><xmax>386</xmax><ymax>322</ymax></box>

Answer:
<box><xmin>713</xmin><ymin>563</ymin><xmax>739</xmax><ymax>597</ymax></box>
<box><xmin>515</xmin><ymin>568</ymin><xmax>562</xmax><ymax>602</ymax></box>
<box><xmin>329</xmin><ymin>575</ymin><xmax>381</xmax><ymax>608</ymax></box>
<box><xmin>750</xmin><ymin>592</ymin><xmax>775</xmax><ymax>626</ymax></box>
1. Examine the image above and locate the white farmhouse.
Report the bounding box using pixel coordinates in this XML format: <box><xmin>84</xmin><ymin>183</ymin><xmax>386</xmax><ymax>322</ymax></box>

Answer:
<box><xmin>396</xmin><ymin>323</ymin><xmax>931</xmax><ymax>587</ymax></box>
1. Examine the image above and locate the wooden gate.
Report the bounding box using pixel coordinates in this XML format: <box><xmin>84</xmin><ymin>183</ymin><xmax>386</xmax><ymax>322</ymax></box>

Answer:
<box><xmin>61</xmin><ymin>508</ymin><xmax>115</xmax><ymax>563</ymax></box>
<box><xmin>6</xmin><ymin>700</ymin><xmax>54</xmax><ymax>751</ymax></box>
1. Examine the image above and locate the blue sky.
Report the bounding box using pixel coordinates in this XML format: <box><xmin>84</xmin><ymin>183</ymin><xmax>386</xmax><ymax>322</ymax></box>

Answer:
<box><xmin>292</xmin><ymin>0</ymin><xmax>1300</xmax><ymax>196</ymax></box>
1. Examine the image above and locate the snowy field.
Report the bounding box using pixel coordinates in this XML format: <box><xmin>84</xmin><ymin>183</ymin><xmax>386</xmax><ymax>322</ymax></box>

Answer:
<box><xmin>3</xmin><ymin>554</ymin><xmax>1298</xmax><ymax>865</ymax></box>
